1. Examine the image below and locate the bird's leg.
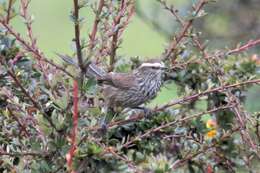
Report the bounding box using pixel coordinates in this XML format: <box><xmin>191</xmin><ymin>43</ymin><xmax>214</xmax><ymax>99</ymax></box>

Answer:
<box><xmin>134</xmin><ymin>107</ymin><xmax>154</xmax><ymax>118</ymax></box>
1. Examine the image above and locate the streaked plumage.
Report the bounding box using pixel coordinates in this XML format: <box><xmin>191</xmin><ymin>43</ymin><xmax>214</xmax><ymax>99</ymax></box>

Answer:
<box><xmin>86</xmin><ymin>59</ymin><xmax>165</xmax><ymax>110</ymax></box>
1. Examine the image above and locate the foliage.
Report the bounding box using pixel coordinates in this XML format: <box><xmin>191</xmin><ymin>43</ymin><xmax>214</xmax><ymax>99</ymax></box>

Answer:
<box><xmin>0</xmin><ymin>0</ymin><xmax>259</xmax><ymax>173</ymax></box>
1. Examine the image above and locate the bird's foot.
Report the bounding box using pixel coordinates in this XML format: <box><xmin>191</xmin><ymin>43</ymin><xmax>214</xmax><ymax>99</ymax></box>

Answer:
<box><xmin>97</xmin><ymin>119</ymin><xmax>108</xmax><ymax>135</ymax></box>
<box><xmin>143</xmin><ymin>108</ymin><xmax>154</xmax><ymax>119</ymax></box>
<box><xmin>101</xmin><ymin>122</ymin><xmax>108</xmax><ymax>132</ymax></box>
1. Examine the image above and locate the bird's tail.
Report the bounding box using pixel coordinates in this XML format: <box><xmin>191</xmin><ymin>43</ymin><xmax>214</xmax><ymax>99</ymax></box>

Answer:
<box><xmin>55</xmin><ymin>53</ymin><xmax>107</xmax><ymax>79</ymax></box>
<box><xmin>86</xmin><ymin>63</ymin><xmax>107</xmax><ymax>79</ymax></box>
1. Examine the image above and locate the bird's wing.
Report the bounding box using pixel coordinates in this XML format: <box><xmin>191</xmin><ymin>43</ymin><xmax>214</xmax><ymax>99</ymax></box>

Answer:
<box><xmin>109</xmin><ymin>72</ymin><xmax>137</xmax><ymax>89</ymax></box>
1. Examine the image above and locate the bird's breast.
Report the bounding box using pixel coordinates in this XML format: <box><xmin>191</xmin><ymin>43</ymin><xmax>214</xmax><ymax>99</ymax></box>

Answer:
<box><xmin>139</xmin><ymin>77</ymin><xmax>162</xmax><ymax>101</ymax></box>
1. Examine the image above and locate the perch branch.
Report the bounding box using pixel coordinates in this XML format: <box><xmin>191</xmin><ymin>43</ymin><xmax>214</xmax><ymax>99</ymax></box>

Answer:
<box><xmin>81</xmin><ymin>78</ymin><xmax>260</xmax><ymax>134</ymax></box>
<box><xmin>122</xmin><ymin>104</ymin><xmax>234</xmax><ymax>149</ymax></box>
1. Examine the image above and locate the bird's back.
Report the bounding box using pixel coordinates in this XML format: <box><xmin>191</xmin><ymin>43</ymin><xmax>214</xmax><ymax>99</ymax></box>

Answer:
<box><xmin>103</xmin><ymin>70</ymin><xmax>163</xmax><ymax>108</ymax></box>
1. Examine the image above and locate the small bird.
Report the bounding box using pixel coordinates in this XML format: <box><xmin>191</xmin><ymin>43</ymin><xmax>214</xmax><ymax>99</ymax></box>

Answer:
<box><xmin>86</xmin><ymin>59</ymin><xmax>167</xmax><ymax>114</ymax></box>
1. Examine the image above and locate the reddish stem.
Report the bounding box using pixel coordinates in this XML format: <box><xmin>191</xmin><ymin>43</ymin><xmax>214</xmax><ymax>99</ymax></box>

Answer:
<box><xmin>66</xmin><ymin>80</ymin><xmax>79</xmax><ymax>172</ymax></box>
<box><xmin>227</xmin><ymin>39</ymin><xmax>260</xmax><ymax>55</ymax></box>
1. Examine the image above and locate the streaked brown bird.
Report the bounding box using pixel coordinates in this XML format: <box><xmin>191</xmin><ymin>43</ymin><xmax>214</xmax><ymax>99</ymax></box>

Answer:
<box><xmin>86</xmin><ymin>59</ymin><xmax>166</xmax><ymax>113</ymax></box>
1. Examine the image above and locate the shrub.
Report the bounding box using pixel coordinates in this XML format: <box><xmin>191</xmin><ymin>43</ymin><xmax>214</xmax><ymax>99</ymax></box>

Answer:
<box><xmin>0</xmin><ymin>0</ymin><xmax>259</xmax><ymax>172</ymax></box>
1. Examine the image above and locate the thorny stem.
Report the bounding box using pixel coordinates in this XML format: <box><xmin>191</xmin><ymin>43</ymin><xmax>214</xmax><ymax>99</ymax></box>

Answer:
<box><xmin>19</xmin><ymin>0</ymin><xmax>52</xmax><ymax>88</ymax></box>
<box><xmin>0</xmin><ymin>21</ymin><xmax>74</xmax><ymax>78</ymax></box>
<box><xmin>191</xmin><ymin>35</ymin><xmax>258</xmax><ymax>150</ymax></box>
<box><xmin>0</xmin><ymin>151</ymin><xmax>48</xmax><ymax>157</ymax></box>
<box><xmin>170</xmin><ymin>126</ymin><xmax>242</xmax><ymax>169</ymax></box>
<box><xmin>73</xmin><ymin>0</ymin><xmax>85</xmax><ymax>89</ymax></box>
<box><xmin>7</xmin><ymin>107</ymin><xmax>30</xmax><ymax>137</ymax></box>
<box><xmin>81</xmin><ymin>79</ymin><xmax>260</xmax><ymax>134</ymax></box>
<box><xmin>89</xmin><ymin>0</ymin><xmax>105</xmax><ymax>50</ymax></box>
<box><xmin>20</xmin><ymin>0</ymin><xmax>35</xmax><ymax>47</ymax></box>
<box><xmin>157</xmin><ymin>0</ymin><xmax>184</xmax><ymax>26</ymax></box>
<box><xmin>156</xmin><ymin>79</ymin><xmax>260</xmax><ymax>111</ymax></box>
<box><xmin>0</xmin><ymin>58</ymin><xmax>57</xmax><ymax>130</ymax></box>
<box><xmin>6</xmin><ymin>0</ymin><xmax>13</xmax><ymax>24</ymax></box>
<box><xmin>163</xmin><ymin>0</ymin><xmax>208</xmax><ymax>62</ymax></box>
<box><xmin>121</xmin><ymin>104</ymin><xmax>234</xmax><ymax>149</ymax></box>
<box><xmin>66</xmin><ymin>80</ymin><xmax>79</xmax><ymax>172</ymax></box>
<box><xmin>109</xmin><ymin>0</ymin><xmax>126</xmax><ymax>71</ymax></box>
<box><xmin>227</xmin><ymin>39</ymin><xmax>260</xmax><ymax>55</ymax></box>
<box><xmin>219</xmin><ymin>77</ymin><xmax>256</xmax><ymax>149</ymax></box>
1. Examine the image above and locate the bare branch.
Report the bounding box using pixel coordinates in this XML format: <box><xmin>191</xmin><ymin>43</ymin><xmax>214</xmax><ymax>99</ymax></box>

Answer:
<box><xmin>109</xmin><ymin>0</ymin><xmax>126</xmax><ymax>71</ymax></box>
<box><xmin>227</xmin><ymin>39</ymin><xmax>260</xmax><ymax>55</ymax></box>
<box><xmin>163</xmin><ymin>0</ymin><xmax>208</xmax><ymax>62</ymax></box>
<box><xmin>0</xmin><ymin>151</ymin><xmax>48</xmax><ymax>157</ymax></box>
<box><xmin>6</xmin><ymin>0</ymin><xmax>14</xmax><ymax>24</ymax></box>
<box><xmin>73</xmin><ymin>0</ymin><xmax>84</xmax><ymax>72</ymax></box>
<box><xmin>89</xmin><ymin>0</ymin><xmax>105</xmax><ymax>50</ymax></box>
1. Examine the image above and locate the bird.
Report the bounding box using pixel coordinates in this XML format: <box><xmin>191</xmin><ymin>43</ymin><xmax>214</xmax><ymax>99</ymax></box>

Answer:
<box><xmin>86</xmin><ymin>59</ymin><xmax>167</xmax><ymax>115</ymax></box>
<box><xmin>56</xmin><ymin>53</ymin><xmax>167</xmax><ymax>114</ymax></box>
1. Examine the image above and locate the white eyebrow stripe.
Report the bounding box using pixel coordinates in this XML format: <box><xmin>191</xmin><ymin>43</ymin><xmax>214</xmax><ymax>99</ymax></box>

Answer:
<box><xmin>141</xmin><ymin>62</ymin><xmax>165</xmax><ymax>68</ymax></box>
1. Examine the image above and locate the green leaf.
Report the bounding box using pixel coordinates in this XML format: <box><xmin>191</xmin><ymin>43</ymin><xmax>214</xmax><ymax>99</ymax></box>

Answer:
<box><xmin>35</xmin><ymin>112</ymin><xmax>52</xmax><ymax>136</ymax></box>
<box><xmin>53</xmin><ymin>94</ymin><xmax>68</xmax><ymax>110</ymax></box>
<box><xmin>83</xmin><ymin>78</ymin><xmax>97</xmax><ymax>94</ymax></box>
<box><xmin>51</xmin><ymin>109</ymin><xmax>65</xmax><ymax>130</ymax></box>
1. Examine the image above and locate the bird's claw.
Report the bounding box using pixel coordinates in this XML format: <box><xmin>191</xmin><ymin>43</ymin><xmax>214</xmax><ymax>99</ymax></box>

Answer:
<box><xmin>98</xmin><ymin>119</ymin><xmax>108</xmax><ymax>135</ymax></box>
<box><xmin>101</xmin><ymin>122</ymin><xmax>108</xmax><ymax>131</ymax></box>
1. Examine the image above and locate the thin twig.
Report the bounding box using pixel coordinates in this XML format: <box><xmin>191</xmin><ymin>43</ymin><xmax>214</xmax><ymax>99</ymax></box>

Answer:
<box><xmin>0</xmin><ymin>21</ymin><xmax>74</xmax><ymax>78</ymax></box>
<box><xmin>122</xmin><ymin>104</ymin><xmax>234</xmax><ymax>149</ymax></box>
<box><xmin>170</xmin><ymin>126</ymin><xmax>241</xmax><ymax>169</ymax></box>
<box><xmin>73</xmin><ymin>0</ymin><xmax>84</xmax><ymax>71</ymax></box>
<box><xmin>191</xmin><ymin>34</ymin><xmax>258</xmax><ymax>150</ymax></box>
<box><xmin>157</xmin><ymin>0</ymin><xmax>184</xmax><ymax>26</ymax></box>
<box><xmin>0</xmin><ymin>151</ymin><xmax>48</xmax><ymax>157</ymax></box>
<box><xmin>0</xmin><ymin>57</ymin><xmax>57</xmax><ymax>131</ymax></box>
<box><xmin>156</xmin><ymin>79</ymin><xmax>260</xmax><ymax>111</ymax></box>
<box><xmin>104</xmin><ymin>147</ymin><xmax>140</xmax><ymax>172</ymax></box>
<box><xmin>219</xmin><ymin>78</ymin><xmax>257</xmax><ymax>150</ymax></box>
<box><xmin>6</xmin><ymin>0</ymin><xmax>13</xmax><ymax>24</ymax></box>
<box><xmin>109</xmin><ymin>0</ymin><xmax>126</xmax><ymax>71</ymax></box>
<box><xmin>20</xmin><ymin>0</ymin><xmax>36</xmax><ymax>48</ymax></box>
<box><xmin>80</xmin><ymin>78</ymin><xmax>260</xmax><ymax>136</ymax></box>
<box><xmin>89</xmin><ymin>0</ymin><xmax>105</xmax><ymax>50</ymax></box>
<box><xmin>227</xmin><ymin>39</ymin><xmax>260</xmax><ymax>55</ymax></box>
<box><xmin>170</xmin><ymin>144</ymin><xmax>215</xmax><ymax>169</ymax></box>
<box><xmin>163</xmin><ymin>0</ymin><xmax>208</xmax><ymax>62</ymax></box>
<box><xmin>7</xmin><ymin>107</ymin><xmax>30</xmax><ymax>137</ymax></box>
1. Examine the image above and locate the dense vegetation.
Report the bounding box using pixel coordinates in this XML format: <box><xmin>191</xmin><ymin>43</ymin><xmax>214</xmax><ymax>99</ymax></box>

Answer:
<box><xmin>0</xmin><ymin>0</ymin><xmax>259</xmax><ymax>172</ymax></box>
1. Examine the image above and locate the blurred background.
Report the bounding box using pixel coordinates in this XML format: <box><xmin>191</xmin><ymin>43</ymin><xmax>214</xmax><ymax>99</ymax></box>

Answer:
<box><xmin>11</xmin><ymin>0</ymin><xmax>260</xmax><ymax>111</ymax></box>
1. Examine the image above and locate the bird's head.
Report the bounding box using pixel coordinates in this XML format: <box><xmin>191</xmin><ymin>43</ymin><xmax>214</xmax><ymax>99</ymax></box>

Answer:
<box><xmin>135</xmin><ymin>59</ymin><xmax>167</xmax><ymax>77</ymax></box>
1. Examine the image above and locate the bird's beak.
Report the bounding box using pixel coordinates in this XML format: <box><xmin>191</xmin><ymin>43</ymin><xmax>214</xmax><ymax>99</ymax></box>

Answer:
<box><xmin>160</xmin><ymin>66</ymin><xmax>168</xmax><ymax>70</ymax></box>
